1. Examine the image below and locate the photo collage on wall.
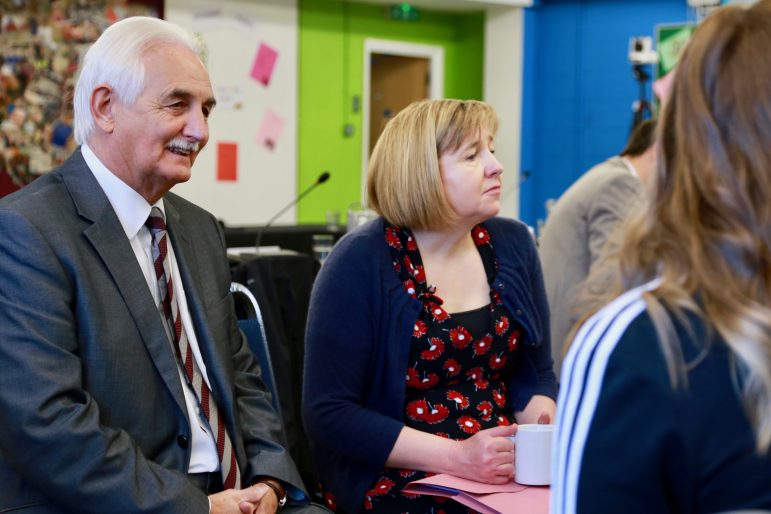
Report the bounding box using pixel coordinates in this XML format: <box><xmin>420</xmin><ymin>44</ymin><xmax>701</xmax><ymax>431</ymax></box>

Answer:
<box><xmin>0</xmin><ymin>0</ymin><xmax>158</xmax><ymax>197</ymax></box>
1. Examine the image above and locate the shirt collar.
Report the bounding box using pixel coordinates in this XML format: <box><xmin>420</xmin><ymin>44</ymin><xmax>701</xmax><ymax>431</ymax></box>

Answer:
<box><xmin>620</xmin><ymin>156</ymin><xmax>639</xmax><ymax>178</ymax></box>
<box><xmin>81</xmin><ymin>143</ymin><xmax>164</xmax><ymax>239</ymax></box>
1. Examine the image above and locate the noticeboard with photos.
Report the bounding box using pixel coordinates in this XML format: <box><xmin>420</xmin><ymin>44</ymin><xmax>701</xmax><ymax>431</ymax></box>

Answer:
<box><xmin>0</xmin><ymin>0</ymin><xmax>162</xmax><ymax>197</ymax></box>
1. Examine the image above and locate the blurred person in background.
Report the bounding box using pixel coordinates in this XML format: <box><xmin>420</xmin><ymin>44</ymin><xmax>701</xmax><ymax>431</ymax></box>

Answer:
<box><xmin>539</xmin><ymin>118</ymin><xmax>657</xmax><ymax>376</ymax></box>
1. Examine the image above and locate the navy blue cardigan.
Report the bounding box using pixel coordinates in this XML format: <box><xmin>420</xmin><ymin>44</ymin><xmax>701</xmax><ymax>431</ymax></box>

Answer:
<box><xmin>302</xmin><ymin>217</ymin><xmax>557</xmax><ymax>513</ymax></box>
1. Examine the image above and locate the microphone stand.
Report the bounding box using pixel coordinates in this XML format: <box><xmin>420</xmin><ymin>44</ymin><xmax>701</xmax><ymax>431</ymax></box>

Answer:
<box><xmin>255</xmin><ymin>172</ymin><xmax>330</xmax><ymax>252</ymax></box>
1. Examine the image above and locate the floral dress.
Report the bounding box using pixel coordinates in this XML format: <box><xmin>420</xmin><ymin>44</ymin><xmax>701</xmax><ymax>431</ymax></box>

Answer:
<box><xmin>346</xmin><ymin>223</ymin><xmax>524</xmax><ymax>514</ymax></box>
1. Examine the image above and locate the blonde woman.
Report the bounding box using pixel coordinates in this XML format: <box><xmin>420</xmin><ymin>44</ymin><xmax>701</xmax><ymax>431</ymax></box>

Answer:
<box><xmin>303</xmin><ymin>99</ymin><xmax>557</xmax><ymax>513</ymax></box>
<box><xmin>553</xmin><ymin>2</ymin><xmax>771</xmax><ymax>513</ymax></box>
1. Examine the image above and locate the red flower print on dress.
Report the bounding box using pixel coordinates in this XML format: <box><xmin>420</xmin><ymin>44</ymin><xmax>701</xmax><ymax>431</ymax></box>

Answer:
<box><xmin>413</xmin><ymin>319</ymin><xmax>427</xmax><ymax>339</ymax></box>
<box><xmin>449</xmin><ymin>327</ymin><xmax>472</xmax><ymax>349</ymax></box>
<box><xmin>476</xmin><ymin>401</ymin><xmax>494</xmax><ymax>421</ymax></box>
<box><xmin>413</xmin><ymin>264</ymin><xmax>426</xmax><ymax>283</ymax></box>
<box><xmin>508</xmin><ymin>329</ymin><xmax>520</xmax><ymax>352</ymax></box>
<box><xmin>324</xmin><ymin>492</ymin><xmax>337</xmax><ymax>511</ymax></box>
<box><xmin>403</xmin><ymin>279</ymin><xmax>417</xmax><ymax>298</ymax></box>
<box><xmin>436</xmin><ymin>432</ymin><xmax>450</xmax><ymax>439</ymax></box>
<box><xmin>363</xmin><ymin>491</ymin><xmax>373</xmax><ymax>510</ymax></box>
<box><xmin>406</xmin><ymin>399</ymin><xmax>430</xmax><ymax>422</ymax></box>
<box><xmin>473</xmin><ymin>226</ymin><xmax>491</xmax><ymax>246</ymax></box>
<box><xmin>489</xmin><ymin>352</ymin><xmax>507</xmax><ymax>370</ymax></box>
<box><xmin>401</xmin><ymin>490</ymin><xmax>420</xmax><ymax>499</ymax></box>
<box><xmin>473</xmin><ymin>335</ymin><xmax>493</xmax><ymax>356</ymax></box>
<box><xmin>406</xmin><ymin>235</ymin><xmax>418</xmax><ymax>251</ymax></box>
<box><xmin>492</xmin><ymin>389</ymin><xmax>506</xmax><ymax>408</ymax></box>
<box><xmin>399</xmin><ymin>469</ymin><xmax>417</xmax><ymax>478</ymax></box>
<box><xmin>497</xmin><ymin>415</ymin><xmax>509</xmax><ymax>426</ymax></box>
<box><xmin>419</xmin><ymin>373</ymin><xmax>439</xmax><ymax>389</ymax></box>
<box><xmin>428</xmin><ymin>303</ymin><xmax>449</xmax><ymax>323</ymax></box>
<box><xmin>421</xmin><ymin>337</ymin><xmax>445</xmax><ymax>361</ymax></box>
<box><xmin>495</xmin><ymin>315</ymin><xmax>510</xmax><ymax>336</ymax></box>
<box><xmin>424</xmin><ymin>402</ymin><xmax>450</xmax><ymax>424</ymax></box>
<box><xmin>403</xmin><ymin>255</ymin><xmax>415</xmax><ymax>275</ymax></box>
<box><xmin>443</xmin><ymin>358</ymin><xmax>461</xmax><ymax>377</ymax></box>
<box><xmin>458</xmin><ymin>415</ymin><xmax>482</xmax><ymax>434</ymax></box>
<box><xmin>474</xmin><ymin>378</ymin><xmax>490</xmax><ymax>391</ymax></box>
<box><xmin>385</xmin><ymin>227</ymin><xmax>402</xmax><ymax>249</ymax></box>
<box><xmin>447</xmin><ymin>390</ymin><xmax>470</xmax><ymax>410</ymax></box>
<box><xmin>407</xmin><ymin>370</ymin><xmax>439</xmax><ymax>390</ymax></box>
<box><xmin>466</xmin><ymin>366</ymin><xmax>490</xmax><ymax>390</ymax></box>
<box><xmin>372</xmin><ymin>477</ymin><xmax>395</xmax><ymax>496</ymax></box>
<box><xmin>491</xmin><ymin>290</ymin><xmax>502</xmax><ymax>305</ymax></box>
<box><xmin>392</xmin><ymin>260</ymin><xmax>401</xmax><ymax>273</ymax></box>
<box><xmin>466</xmin><ymin>367</ymin><xmax>484</xmax><ymax>382</ymax></box>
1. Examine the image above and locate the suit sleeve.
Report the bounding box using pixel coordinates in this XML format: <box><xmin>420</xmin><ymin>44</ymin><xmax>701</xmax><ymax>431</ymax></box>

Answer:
<box><xmin>0</xmin><ymin>209</ymin><xmax>208</xmax><ymax>514</ymax></box>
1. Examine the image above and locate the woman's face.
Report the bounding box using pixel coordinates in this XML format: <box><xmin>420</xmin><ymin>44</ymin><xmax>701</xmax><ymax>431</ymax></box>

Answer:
<box><xmin>438</xmin><ymin>128</ymin><xmax>503</xmax><ymax>226</ymax></box>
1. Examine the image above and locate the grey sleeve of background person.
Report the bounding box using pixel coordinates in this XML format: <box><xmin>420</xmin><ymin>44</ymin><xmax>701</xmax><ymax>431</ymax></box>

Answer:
<box><xmin>587</xmin><ymin>173</ymin><xmax>643</xmax><ymax>271</ymax></box>
<box><xmin>540</xmin><ymin>165</ymin><xmax>644</xmax><ymax>378</ymax></box>
<box><xmin>586</xmin><ymin>172</ymin><xmax>644</xmax><ymax>270</ymax></box>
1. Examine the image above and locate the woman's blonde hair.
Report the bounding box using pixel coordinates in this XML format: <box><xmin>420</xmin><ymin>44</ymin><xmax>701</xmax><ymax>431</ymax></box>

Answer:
<box><xmin>579</xmin><ymin>0</ymin><xmax>771</xmax><ymax>452</ymax></box>
<box><xmin>366</xmin><ymin>99</ymin><xmax>498</xmax><ymax>230</ymax></box>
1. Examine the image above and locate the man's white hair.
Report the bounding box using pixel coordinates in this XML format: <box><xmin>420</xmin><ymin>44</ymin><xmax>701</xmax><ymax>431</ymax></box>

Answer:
<box><xmin>73</xmin><ymin>17</ymin><xmax>203</xmax><ymax>145</ymax></box>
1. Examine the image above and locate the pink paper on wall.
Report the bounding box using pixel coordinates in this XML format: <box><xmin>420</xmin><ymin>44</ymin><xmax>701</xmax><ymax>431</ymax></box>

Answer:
<box><xmin>250</xmin><ymin>43</ymin><xmax>278</xmax><ymax>86</ymax></box>
<box><xmin>217</xmin><ymin>142</ymin><xmax>238</xmax><ymax>181</ymax></box>
<box><xmin>256</xmin><ymin>109</ymin><xmax>284</xmax><ymax>151</ymax></box>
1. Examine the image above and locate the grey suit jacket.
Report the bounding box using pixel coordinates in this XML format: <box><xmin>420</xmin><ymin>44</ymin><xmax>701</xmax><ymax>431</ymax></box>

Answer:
<box><xmin>0</xmin><ymin>150</ymin><xmax>311</xmax><ymax>513</ymax></box>
<box><xmin>539</xmin><ymin>156</ymin><xmax>644</xmax><ymax>376</ymax></box>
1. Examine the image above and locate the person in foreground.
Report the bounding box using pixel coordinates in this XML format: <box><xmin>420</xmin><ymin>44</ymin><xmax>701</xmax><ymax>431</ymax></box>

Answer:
<box><xmin>552</xmin><ymin>2</ymin><xmax>771</xmax><ymax>513</ymax></box>
<box><xmin>0</xmin><ymin>17</ymin><xmax>326</xmax><ymax>514</ymax></box>
<box><xmin>303</xmin><ymin>99</ymin><xmax>557</xmax><ymax>513</ymax></box>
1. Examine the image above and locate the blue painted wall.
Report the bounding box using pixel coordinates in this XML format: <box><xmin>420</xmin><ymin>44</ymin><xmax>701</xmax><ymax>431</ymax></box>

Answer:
<box><xmin>520</xmin><ymin>0</ymin><xmax>696</xmax><ymax>229</ymax></box>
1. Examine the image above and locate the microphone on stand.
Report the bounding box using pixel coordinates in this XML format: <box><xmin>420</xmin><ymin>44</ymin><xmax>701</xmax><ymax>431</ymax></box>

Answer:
<box><xmin>501</xmin><ymin>170</ymin><xmax>532</xmax><ymax>204</ymax></box>
<box><xmin>255</xmin><ymin>171</ymin><xmax>331</xmax><ymax>251</ymax></box>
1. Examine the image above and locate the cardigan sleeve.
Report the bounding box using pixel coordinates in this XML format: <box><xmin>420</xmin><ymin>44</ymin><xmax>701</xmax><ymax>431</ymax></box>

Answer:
<box><xmin>302</xmin><ymin>229</ymin><xmax>405</xmax><ymax>470</ymax></box>
<box><xmin>499</xmin><ymin>220</ymin><xmax>558</xmax><ymax>410</ymax></box>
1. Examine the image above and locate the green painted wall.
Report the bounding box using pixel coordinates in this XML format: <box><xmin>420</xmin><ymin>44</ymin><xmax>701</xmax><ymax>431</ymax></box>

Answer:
<box><xmin>297</xmin><ymin>1</ymin><xmax>485</xmax><ymax>223</ymax></box>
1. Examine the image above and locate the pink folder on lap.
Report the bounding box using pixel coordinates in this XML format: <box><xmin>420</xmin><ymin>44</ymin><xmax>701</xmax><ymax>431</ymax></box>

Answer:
<box><xmin>404</xmin><ymin>474</ymin><xmax>550</xmax><ymax>514</ymax></box>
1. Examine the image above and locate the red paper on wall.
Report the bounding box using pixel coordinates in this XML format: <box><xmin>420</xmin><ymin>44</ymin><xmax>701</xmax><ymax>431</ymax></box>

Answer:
<box><xmin>217</xmin><ymin>142</ymin><xmax>237</xmax><ymax>182</ymax></box>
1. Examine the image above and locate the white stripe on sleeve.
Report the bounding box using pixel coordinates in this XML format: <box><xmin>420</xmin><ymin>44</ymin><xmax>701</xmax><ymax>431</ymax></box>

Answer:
<box><xmin>551</xmin><ymin>279</ymin><xmax>659</xmax><ymax>514</ymax></box>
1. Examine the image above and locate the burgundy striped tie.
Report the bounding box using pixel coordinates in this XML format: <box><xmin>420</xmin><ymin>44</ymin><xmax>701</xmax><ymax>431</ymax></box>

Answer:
<box><xmin>146</xmin><ymin>207</ymin><xmax>241</xmax><ymax>490</ymax></box>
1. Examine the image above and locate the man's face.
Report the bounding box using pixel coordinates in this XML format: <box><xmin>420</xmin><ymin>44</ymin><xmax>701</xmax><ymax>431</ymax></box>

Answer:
<box><xmin>109</xmin><ymin>43</ymin><xmax>215</xmax><ymax>202</ymax></box>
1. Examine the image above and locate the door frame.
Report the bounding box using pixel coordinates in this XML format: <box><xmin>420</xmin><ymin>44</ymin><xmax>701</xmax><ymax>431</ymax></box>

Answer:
<box><xmin>361</xmin><ymin>39</ymin><xmax>444</xmax><ymax>202</ymax></box>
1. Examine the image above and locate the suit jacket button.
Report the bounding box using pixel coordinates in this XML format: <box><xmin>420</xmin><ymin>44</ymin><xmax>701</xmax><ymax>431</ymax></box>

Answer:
<box><xmin>177</xmin><ymin>435</ymin><xmax>189</xmax><ymax>449</ymax></box>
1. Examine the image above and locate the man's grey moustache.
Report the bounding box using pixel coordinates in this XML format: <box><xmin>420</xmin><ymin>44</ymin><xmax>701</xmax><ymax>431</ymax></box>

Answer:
<box><xmin>167</xmin><ymin>140</ymin><xmax>200</xmax><ymax>153</ymax></box>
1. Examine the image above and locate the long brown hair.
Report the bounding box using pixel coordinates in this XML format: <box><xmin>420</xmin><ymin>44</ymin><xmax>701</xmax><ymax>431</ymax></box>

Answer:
<box><xmin>579</xmin><ymin>0</ymin><xmax>771</xmax><ymax>451</ymax></box>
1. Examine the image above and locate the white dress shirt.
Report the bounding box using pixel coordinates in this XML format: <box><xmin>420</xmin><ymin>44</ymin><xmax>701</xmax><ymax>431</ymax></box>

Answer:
<box><xmin>81</xmin><ymin>144</ymin><xmax>220</xmax><ymax>473</ymax></box>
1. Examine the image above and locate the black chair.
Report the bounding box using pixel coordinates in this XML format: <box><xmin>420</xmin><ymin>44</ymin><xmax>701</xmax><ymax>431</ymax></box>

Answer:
<box><xmin>230</xmin><ymin>253</ymin><xmax>321</xmax><ymax>496</ymax></box>
<box><xmin>230</xmin><ymin>282</ymin><xmax>282</xmax><ymax>419</ymax></box>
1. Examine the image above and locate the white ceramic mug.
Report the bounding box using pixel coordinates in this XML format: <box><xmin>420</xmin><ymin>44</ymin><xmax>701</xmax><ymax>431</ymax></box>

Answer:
<box><xmin>508</xmin><ymin>424</ymin><xmax>555</xmax><ymax>486</ymax></box>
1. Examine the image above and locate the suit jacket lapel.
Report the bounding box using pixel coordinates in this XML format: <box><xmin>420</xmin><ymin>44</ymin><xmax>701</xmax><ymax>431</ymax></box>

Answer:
<box><xmin>60</xmin><ymin>150</ymin><xmax>189</xmax><ymax>419</ymax></box>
